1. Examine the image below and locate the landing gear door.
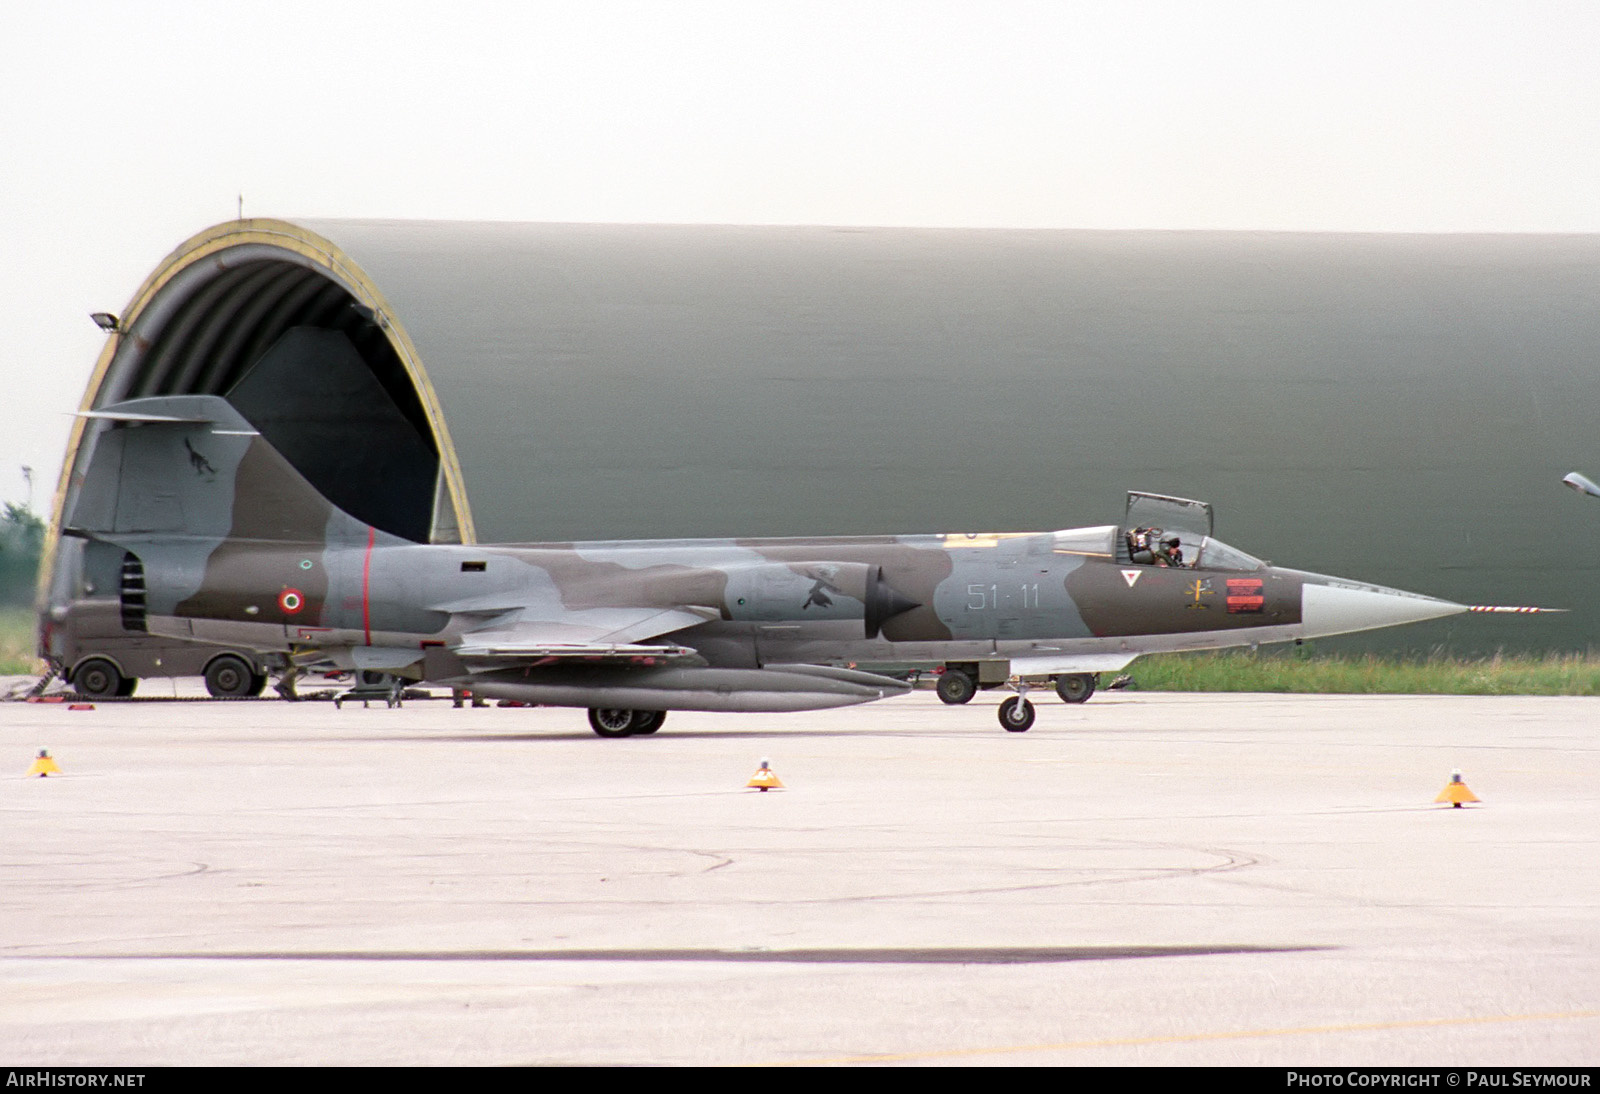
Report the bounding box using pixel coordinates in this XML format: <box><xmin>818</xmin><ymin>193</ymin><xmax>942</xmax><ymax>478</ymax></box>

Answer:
<box><xmin>1124</xmin><ymin>492</ymin><xmax>1213</xmax><ymax>539</ymax></box>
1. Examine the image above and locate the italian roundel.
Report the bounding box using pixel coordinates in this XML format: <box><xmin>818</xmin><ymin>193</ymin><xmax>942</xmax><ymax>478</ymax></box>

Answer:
<box><xmin>278</xmin><ymin>588</ymin><xmax>305</xmax><ymax>614</ymax></box>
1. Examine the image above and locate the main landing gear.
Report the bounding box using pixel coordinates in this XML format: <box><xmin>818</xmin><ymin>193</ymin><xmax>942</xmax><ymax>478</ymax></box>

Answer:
<box><xmin>586</xmin><ymin>708</ymin><xmax>668</xmax><ymax>738</ymax></box>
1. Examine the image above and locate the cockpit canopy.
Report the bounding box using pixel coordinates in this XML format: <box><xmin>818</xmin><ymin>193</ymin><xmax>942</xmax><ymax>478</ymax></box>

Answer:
<box><xmin>1120</xmin><ymin>490</ymin><xmax>1263</xmax><ymax>572</ymax></box>
<box><xmin>1051</xmin><ymin>521</ymin><xmax>1264</xmax><ymax>573</ymax></box>
<box><xmin>1125</xmin><ymin>491</ymin><xmax>1212</xmax><ymax>538</ymax></box>
<box><xmin>1121</xmin><ymin>528</ymin><xmax>1264</xmax><ymax>571</ymax></box>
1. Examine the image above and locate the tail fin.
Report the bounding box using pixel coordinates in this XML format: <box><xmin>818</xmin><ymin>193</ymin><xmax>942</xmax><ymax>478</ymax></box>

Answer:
<box><xmin>68</xmin><ymin>395</ymin><xmax>380</xmax><ymax>548</ymax></box>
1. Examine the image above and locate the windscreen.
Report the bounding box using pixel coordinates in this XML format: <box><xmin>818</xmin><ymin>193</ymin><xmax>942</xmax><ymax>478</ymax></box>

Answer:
<box><xmin>1197</xmin><ymin>537</ymin><xmax>1263</xmax><ymax>571</ymax></box>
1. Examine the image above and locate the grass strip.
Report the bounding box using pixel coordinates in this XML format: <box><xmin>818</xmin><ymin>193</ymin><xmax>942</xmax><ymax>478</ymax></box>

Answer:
<box><xmin>0</xmin><ymin>608</ymin><xmax>41</xmax><ymax>675</ymax></box>
<box><xmin>1127</xmin><ymin>649</ymin><xmax>1600</xmax><ymax>696</ymax></box>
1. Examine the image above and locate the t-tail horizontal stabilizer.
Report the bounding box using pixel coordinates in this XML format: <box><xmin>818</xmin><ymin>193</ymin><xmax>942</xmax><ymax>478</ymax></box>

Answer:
<box><xmin>1562</xmin><ymin>471</ymin><xmax>1600</xmax><ymax>498</ymax></box>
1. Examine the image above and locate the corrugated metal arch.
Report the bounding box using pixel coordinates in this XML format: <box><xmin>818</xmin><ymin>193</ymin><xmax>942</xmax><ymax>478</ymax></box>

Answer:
<box><xmin>52</xmin><ymin>219</ymin><xmax>476</xmax><ymax>547</ymax></box>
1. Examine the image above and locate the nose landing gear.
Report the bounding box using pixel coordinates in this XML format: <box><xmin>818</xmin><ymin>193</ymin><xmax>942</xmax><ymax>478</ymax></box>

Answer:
<box><xmin>998</xmin><ymin>677</ymin><xmax>1036</xmax><ymax>732</ymax></box>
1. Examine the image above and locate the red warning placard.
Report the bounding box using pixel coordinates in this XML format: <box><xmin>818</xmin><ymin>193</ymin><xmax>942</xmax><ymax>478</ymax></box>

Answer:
<box><xmin>1226</xmin><ymin>578</ymin><xmax>1264</xmax><ymax>614</ymax></box>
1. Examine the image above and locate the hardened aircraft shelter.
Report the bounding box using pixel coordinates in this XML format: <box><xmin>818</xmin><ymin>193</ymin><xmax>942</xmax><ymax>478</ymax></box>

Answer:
<box><xmin>48</xmin><ymin>219</ymin><xmax>1600</xmax><ymax>654</ymax></box>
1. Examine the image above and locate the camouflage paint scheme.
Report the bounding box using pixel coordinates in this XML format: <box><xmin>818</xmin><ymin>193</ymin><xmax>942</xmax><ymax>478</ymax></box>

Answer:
<box><xmin>69</xmin><ymin>394</ymin><xmax>1468</xmax><ymax>733</ymax></box>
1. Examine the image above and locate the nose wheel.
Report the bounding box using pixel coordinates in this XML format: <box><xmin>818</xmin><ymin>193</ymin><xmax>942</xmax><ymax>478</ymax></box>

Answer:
<box><xmin>998</xmin><ymin>695</ymin><xmax>1035</xmax><ymax>731</ymax></box>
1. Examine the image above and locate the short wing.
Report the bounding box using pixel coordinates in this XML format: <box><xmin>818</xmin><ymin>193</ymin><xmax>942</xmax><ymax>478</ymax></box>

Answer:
<box><xmin>451</xmin><ymin>606</ymin><xmax>716</xmax><ymax>667</ymax></box>
<box><xmin>1007</xmin><ymin>651</ymin><xmax>1139</xmax><ymax>676</ymax></box>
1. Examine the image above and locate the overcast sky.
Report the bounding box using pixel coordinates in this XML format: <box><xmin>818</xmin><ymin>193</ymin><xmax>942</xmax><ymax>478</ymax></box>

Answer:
<box><xmin>4</xmin><ymin>0</ymin><xmax>1599</xmax><ymax>508</ymax></box>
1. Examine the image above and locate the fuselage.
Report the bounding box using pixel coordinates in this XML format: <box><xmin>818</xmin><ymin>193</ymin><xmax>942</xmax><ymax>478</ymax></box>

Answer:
<box><xmin>139</xmin><ymin>523</ymin><xmax>1465</xmax><ymax>676</ymax></box>
<box><xmin>58</xmin><ymin>395</ymin><xmax>1482</xmax><ymax>728</ymax></box>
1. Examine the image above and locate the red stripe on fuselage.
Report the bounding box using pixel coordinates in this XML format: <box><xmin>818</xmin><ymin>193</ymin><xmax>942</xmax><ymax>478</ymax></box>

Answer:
<box><xmin>362</xmin><ymin>526</ymin><xmax>375</xmax><ymax>645</ymax></box>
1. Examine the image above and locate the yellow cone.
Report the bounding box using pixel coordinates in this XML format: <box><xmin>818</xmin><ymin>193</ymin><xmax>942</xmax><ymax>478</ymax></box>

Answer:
<box><xmin>27</xmin><ymin>750</ymin><xmax>62</xmax><ymax>778</ymax></box>
<box><xmin>747</xmin><ymin>759</ymin><xmax>783</xmax><ymax>791</ymax></box>
<box><xmin>1434</xmin><ymin>769</ymin><xmax>1479</xmax><ymax>807</ymax></box>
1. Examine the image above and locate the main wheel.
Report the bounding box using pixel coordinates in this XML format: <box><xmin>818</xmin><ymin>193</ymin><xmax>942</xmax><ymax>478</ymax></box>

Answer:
<box><xmin>1054</xmin><ymin>673</ymin><xmax>1096</xmax><ymax>704</ymax></box>
<box><xmin>588</xmin><ymin>708</ymin><xmax>638</xmax><ymax>738</ymax></box>
<box><xmin>936</xmin><ymin>669</ymin><xmax>977</xmax><ymax>705</ymax></box>
<box><xmin>998</xmin><ymin>695</ymin><xmax>1035</xmax><ymax>732</ymax></box>
<box><xmin>631</xmin><ymin>710</ymin><xmax>667</xmax><ymax>735</ymax></box>
<box><xmin>205</xmin><ymin>654</ymin><xmax>257</xmax><ymax>698</ymax></box>
<box><xmin>73</xmin><ymin>658</ymin><xmax>125</xmax><ymax>699</ymax></box>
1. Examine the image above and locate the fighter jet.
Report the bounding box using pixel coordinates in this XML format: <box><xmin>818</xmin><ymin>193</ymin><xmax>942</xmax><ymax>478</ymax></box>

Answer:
<box><xmin>65</xmin><ymin>393</ymin><xmax>1506</xmax><ymax>734</ymax></box>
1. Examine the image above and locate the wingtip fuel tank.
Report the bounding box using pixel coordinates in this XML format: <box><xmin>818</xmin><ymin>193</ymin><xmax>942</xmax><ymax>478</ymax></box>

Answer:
<box><xmin>1563</xmin><ymin>471</ymin><xmax>1600</xmax><ymax>498</ymax></box>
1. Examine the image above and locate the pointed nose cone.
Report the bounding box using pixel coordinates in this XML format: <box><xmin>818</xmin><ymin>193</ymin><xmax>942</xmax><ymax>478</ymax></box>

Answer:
<box><xmin>1300</xmin><ymin>580</ymin><xmax>1467</xmax><ymax>640</ymax></box>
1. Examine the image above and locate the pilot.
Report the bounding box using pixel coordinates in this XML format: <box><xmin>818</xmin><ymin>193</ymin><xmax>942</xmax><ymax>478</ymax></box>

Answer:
<box><xmin>1129</xmin><ymin>527</ymin><xmax>1158</xmax><ymax>564</ymax></box>
<box><xmin>1157</xmin><ymin>536</ymin><xmax>1185</xmax><ymax>568</ymax></box>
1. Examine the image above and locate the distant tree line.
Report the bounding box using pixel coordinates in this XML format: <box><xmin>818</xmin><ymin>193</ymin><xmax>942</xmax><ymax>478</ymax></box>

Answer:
<box><xmin>0</xmin><ymin>503</ymin><xmax>45</xmax><ymax>608</ymax></box>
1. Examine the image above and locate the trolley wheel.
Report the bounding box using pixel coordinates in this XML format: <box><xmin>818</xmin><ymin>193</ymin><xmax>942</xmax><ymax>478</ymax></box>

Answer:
<box><xmin>936</xmin><ymin>670</ymin><xmax>977</xmax><ymax>705</ymax></box>
<box><xmin>1054</xmin><ymin>673</ymin><xmax>1096</xmax><ymax>704</ymax></box>
<box><xmin>73</xmin><ymin>658</ymin><xmax>125</xmax><ymax>699</ymax></box>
